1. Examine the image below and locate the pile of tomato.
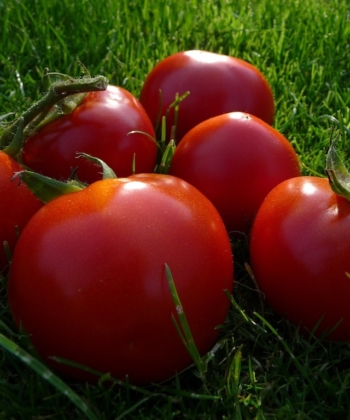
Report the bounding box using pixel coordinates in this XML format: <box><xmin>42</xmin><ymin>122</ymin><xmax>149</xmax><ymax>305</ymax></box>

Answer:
<box><xmin>1</xmin><ymin>50</ymin><xmax>350</xmax><ymax>385</ymax></box>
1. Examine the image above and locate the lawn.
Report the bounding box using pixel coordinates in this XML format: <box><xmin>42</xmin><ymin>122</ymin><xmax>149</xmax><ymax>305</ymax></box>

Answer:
<box><xmin>0</xmin><ymin>0</ymin><xmax>350</xmax><ymax>418</ymax></box>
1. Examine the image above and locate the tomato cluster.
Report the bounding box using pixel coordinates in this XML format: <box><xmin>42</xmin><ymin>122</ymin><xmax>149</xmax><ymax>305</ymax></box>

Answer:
<box><xmin>1</xmin><ymin>49</ymin><xmax>348</xmax><ymax>386</ymax></box>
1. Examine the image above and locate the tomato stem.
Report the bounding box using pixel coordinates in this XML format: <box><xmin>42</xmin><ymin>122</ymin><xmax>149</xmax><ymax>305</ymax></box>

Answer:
<box><xmin>0</xmin><ymin>74</ymin><xmax>108</xmax><ymax>152</ymax></box>
<box><xmin>2</xmin><ymin>117</ymin><xmax>25</xmax><ymax>159</ymax></box>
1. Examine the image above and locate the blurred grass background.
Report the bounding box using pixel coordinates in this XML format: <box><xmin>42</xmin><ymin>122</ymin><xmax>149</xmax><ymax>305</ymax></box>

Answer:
<box><xmin>0</xmin><ymin>0</ymin><xmax>350</xmax><ymax>418</ymax></box>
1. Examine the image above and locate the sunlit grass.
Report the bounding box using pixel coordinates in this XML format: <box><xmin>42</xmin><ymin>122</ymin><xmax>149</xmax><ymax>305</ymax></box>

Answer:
<box><xmin>0</xmin><ymin>0</ymin><xmax>350</xmax><ymax>418</ymax></box>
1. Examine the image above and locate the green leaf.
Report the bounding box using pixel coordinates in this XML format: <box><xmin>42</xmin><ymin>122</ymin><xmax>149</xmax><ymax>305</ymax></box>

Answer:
<box><xmin>12</xmin><ymin>171</ymin><xmax>84</xmax><ymax>203</ymax></box>
<box><xmin>325</xmin><ymin>134</ymin><xmax>350</xmax><ymax>201</ymax></box>
<box><xmin>77</xmin><ymin>153</ymin><xmax>117</xmax><ymax>179</ymax></box>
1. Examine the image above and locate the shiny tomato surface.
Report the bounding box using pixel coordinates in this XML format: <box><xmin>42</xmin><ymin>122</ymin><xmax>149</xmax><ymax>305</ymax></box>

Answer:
<box><xmin>21</xmin><ymin>86</ymin><xmax>157</xmax><ymax>184</ymax></box>
<box><xmin>169</xmin><ymin>112</ymin><xmax>301</xmax><ymax>236</ymax></box>
<box><xmin>8</xmin><ymin>173</ymin><xmax>233</xmax><ymax>384</ymax></box>
<box><xmin>139</xmin><ymin>50</ymin><xmax>275</xmax><ymax>142</ymax></box>
<box><xmin>250</xmin><ymin>176</ymin><xmax>350</xmax><ymax>341</ymax></box>
<box><xmin>0</xmin><ymin>151</ymin><xmax>43</xmax><ymax>272</ymax></box>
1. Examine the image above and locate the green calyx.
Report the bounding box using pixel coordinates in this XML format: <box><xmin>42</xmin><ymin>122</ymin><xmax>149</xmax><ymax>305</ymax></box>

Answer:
<box><xmin>325</xmin><ymin>133</ymin><xmax>350</xmax><ymax>201</ymax></box>
<box><xmin>12</xmin><ymin>171</ymin><xmax>84</xmax><ymax>204</ymax></box>
<box><xmin>14</xmin><ymin>154</ymin><xmax>117</xmax><ymax>204</ymax></box>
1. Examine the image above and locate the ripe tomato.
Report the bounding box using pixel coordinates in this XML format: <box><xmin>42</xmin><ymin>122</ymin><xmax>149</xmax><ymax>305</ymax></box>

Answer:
<box><xmin>21</xmin><ymin>86</ymin><xmax>157</xmax><ymax>184</ymax></box>
<box><xmin>8</xmin><ymin>173</ymin><xmax>233</xmax><ymax>384</ymax></box>
<box><xmin>0</xmin><ymin>151</ymin><xmax>43</xmax><ymax>273</ymax></box>
<box><xmin>169</xmin><ymin>112</ymin><xmax>301</xmax><ymax>236</ymax></box>
<box><xmin>139</xmin><ymin>50</ymin><xmax>275</xmax><ymax>142</ymax></box>
<box><xmin>249</xmin><ymin>176</ymin><xmax>350</xmax><ymax>341</ymax></box>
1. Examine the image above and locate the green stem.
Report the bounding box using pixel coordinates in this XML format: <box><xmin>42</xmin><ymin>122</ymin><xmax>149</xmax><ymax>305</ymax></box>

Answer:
<box><xmin>2</xmin><ymin>117</ymin><xmax>25</xmax><ymax>159</ymax></box>
<box><xmin>0</xmin><ymin>75</ymin><xmax>108</xmax><ymax>149</ymax></box>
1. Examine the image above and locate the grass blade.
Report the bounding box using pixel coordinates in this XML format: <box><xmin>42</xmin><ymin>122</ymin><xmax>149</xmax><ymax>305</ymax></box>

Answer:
<box><xmin>253</xmin><ymin>312</ymin><xmax>322</xmax><ymax>405</ymax></box>
<box><xmin>0</xmin><ymin>332</ymin><xmax>99</xmax><ymax>420</ymax></box>
<box><xmin>165</xmin><ymin>263</ymin><xmax>207</xmax><ymax>381</ymax></box>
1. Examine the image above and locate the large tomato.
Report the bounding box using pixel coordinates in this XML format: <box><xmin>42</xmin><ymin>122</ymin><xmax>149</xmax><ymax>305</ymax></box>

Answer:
<box><xmin>8</xmin><ymin>173</ymin><xmax>233</xmax><ymax>384</ymax></box>
<box><xmin>169</xmin><ymin>112</ymin><xmax>301</xmax><ymax>236</ymax></box>
<box><xmin>0</xmin><ymin>151</ymin><xmax>43</xmax><ymax>273</ymax></box>
<box><xmin>249</xmin><ymin>176</ymin><xmax>350</xmax><ymax>341</ymax></box>
<box><xmin>139</xmin><ymin>50</ymin><xmax>275</xmax><ymax>142</ymax></box>
<box><xmin>21</xmin><ymin>86</ymin><xmax>157</xmax><ymax>184</ymax></box>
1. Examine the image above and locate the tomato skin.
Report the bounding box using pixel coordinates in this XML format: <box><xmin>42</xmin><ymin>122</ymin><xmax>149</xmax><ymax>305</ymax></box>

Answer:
<box><xmin>8</xmin><ymin>173</ymin><xmax>233</xmax><ymax>384</ymax></box>
<box><xmin>21</xmin><ymin>86</ymin><xmax>157</xmax><ymax>184</ymax></box>
<box><xmin>0</xmin><ymin>151</ymin><xmax>43</xmax><ymax>272</ymax></box>
<box><xmin>250</xmin><ymin>176</ymin><xmax>350</xmax><ymax>341</ymax></box>
<box><xmin>139</xmin><ymin>50</ymin><xmax>275</xmax><ymax>142</ymax></box>
<box><xmin>169</xmin><ymin>112</ymin><xmax>301</xmax><ymax>236</ymax></box>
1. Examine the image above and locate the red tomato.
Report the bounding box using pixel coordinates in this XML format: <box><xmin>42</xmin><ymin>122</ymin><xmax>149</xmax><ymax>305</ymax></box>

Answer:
<box><xmin>139</xmin><ymin>50</ymin><xmax>275</xmax><ymax>142</ymax></box>
<box><xmin>0</xmin><ymin>151</ymin><xmax>43</xmax><ymax>272</ymax></box>
<box><xmin>169</xmin><ymin>112</ymin><xmax>301</xmax><ymax>236</ymax></box>
<box><xmin>21</xmin><ymin>86</ymin><xmax>157</xmax><ymax>184</ymax></box>
<box><xmin>8</xmin><ymin>173</ymin><xmax>233</xmax><ymax>384</ymax></box>
<box><xmin>249</xmin><ymin>176</ymin><xmax>350</xmax><ymax>341</ymax></box>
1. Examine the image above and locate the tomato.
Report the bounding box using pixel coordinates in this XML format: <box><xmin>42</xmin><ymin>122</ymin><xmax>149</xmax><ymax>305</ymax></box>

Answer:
<box><xmin>139</xmin><ymin>50</ymin><xmax>275</xmax><ymax>142</ymax></box>
<box><xmin>8</xmin><ymin>173</ymin><xmax>233</xmax><ymax>384</ymax></box>
<box><xmin>21</xmin><ymin>86</ymin><xmax>157</xmax><ymax>184</ymax></box>
<box><xmin>0</xmin><ymin>151</ymin><xmax>43</xmax><ymax>273</ymax></box>
<box><xmin>249</xmin><ymin>176</ymin><xmax>350</xmax><ymax>341</ymax></box>
<box><xmin>169</xmin><ymin>112</ymin><xmax>301</xmax><ymax>236</ymax></box>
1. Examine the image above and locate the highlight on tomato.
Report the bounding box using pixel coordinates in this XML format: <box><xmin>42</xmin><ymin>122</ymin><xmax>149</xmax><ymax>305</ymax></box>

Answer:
<box><xmin>249</xmin><ymin>139</ymin><xmax>350</xmax><ymax>341</ymax></box>
<box><xmin>139</xmin><ymin>50</ymin><xmax>275</xmax><ymax>142</ymax></box>
<box><xmin>8</xmin><ymin>166</ymin><xmax>233</xmax><ymax>385</ymax></box>
<box><xmin>169</xmin><ymin>112</ymin><xmax>301</xmax><ymax>237</ymax></box>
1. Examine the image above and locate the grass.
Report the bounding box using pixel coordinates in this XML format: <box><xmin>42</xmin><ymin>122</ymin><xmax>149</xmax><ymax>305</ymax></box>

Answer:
<box><xmin>1</xmin><ymin>0</ymin><xmax>350</xmax><ymax>418</ymax></box>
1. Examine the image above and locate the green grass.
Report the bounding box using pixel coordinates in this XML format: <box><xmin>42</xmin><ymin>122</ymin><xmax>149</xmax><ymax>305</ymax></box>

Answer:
<box><xmin>1</xmin><ymin>0</ymin><xmax>350</xmax><ymax>418</ymax></box>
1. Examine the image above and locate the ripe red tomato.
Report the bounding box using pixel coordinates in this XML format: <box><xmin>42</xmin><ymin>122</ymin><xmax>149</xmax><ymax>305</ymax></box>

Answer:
<box><xmin>21</xmin><ymin>86</ymin><xmax>157</xmax><ymax>184</ymax></box>
<box><xmin>0</xmin><ymin>151</ymin><xmax>43</xmax><ymax>273</ymax></box>
<box><xmin>8</xmin><ymin>173</ymin><xmax>233</xmax><ymax>384</ymax></box>
<box><xmin>249</xmin><ymin>176</ymin><xmax>350</xmax><ymax>341</ymax></box>
<box><xmin>169</xmin><ymin>112</ymin><xmax>301</xmax><ymax>236</ymax></box>
<box><xmin>139</xmin><ymin>50</ymin><xmax>275</xmax><ymax>142</ymax></box>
